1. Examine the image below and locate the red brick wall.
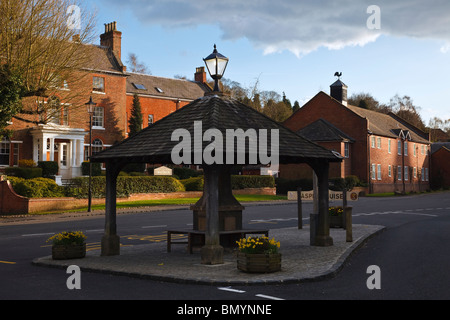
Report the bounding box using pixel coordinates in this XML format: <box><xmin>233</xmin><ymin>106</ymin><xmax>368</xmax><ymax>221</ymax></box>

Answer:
<box><xmin>283</xmin><ymin>92</ymin><xmax>369</xmax><ymax>182</ymax></box>
<box><xmin>125</xmin><ymin>95</ymin><xmax>192</xmax><ymax>134</ymax></box>
<box><xmin>431</xmin><ymin>148</ymin><xmax>450</xmax><ymax>188</ymax></box>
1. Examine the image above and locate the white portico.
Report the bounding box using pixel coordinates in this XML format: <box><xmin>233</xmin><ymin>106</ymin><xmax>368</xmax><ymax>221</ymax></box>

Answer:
<box><xmin>30</xmin><ymin>124</ymin><xmax>88</xmax><ymax>180</ymax></box>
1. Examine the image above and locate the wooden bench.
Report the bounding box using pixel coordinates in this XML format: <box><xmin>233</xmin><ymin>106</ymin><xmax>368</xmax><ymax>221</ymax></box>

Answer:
<box><xmin>167</xmin><ymin>229</ymin><xmax>269</xmax><ymax>254</ymax></box>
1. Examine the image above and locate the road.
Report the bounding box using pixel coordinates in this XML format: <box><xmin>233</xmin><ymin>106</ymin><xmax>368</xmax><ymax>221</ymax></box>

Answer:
<box><xmin>0</xmin><ymin>191</ymin><xmax>449</xmax><ymax>302</ymax></box>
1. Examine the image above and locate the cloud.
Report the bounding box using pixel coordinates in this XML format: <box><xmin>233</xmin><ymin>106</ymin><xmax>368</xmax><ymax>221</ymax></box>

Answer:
<box><xmin>106</xmin><ymin>0</ymin><xmax>450</xmax><ymax>57</ymax></box>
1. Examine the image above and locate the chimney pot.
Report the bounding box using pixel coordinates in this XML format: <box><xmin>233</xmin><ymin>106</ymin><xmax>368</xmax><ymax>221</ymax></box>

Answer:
<box><xmin>101</xmin><ymin>21</ymin><xmax>122</xmax><ymax>60</ymax></box>
<box><xmin>195</xmin><ymin>67</ymin><xmax>207</xmax><ymax>84</ymax></box>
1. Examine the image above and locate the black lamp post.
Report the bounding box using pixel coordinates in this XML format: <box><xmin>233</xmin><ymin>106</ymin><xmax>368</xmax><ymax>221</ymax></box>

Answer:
<box><xmin>85</xmin><ymin>96</ymin><xmax>96</xmax><ymax>213</ymax></box>
<box><xmin>203</xmin><ymin>44</ymin><xmax>229</xmax><ymax>92</ymax></box>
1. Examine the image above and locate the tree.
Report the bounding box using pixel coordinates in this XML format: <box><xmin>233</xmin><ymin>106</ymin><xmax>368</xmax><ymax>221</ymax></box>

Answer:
<box><xmin>0</xmin><ymin>0</ymin><xmax>96</xmax><ymax>126</ymax></box>
<box><xmin>0</xmin><ymin>65</ymin><xmax>25</xmax><ymax>132</ymax></box>
<box><xmin>263</xmin><ymin>99</ymin><xmax>293</xmax><ymax>123</ymax></box>
<box><xmin>348</xmin><ymin>92</ymin><xmax>385</xmax><ymax>112</ymax></box>
<box><xmin>389</xmin><ymin>94</ymin><xmax>426</xmax><ymax>131</ymax></box>
<box><xmin>292</xmin><ymin>100</ymin><xmax>300</xmax><ymax>113</ymax></box>
<box><xmin>127</xmin><ymin>53</ymin><xmax>151</xmax><ymax>74</ymax></box>
<box><xmin>129</xmin><ymin>94</ymin><xmax>143</xmax><ymax>136</ymax></box>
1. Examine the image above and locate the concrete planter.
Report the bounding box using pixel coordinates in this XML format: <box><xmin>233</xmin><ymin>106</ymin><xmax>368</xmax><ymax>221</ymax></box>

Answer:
<box><xmin>329</xmin><ymin>215</ymin><xmax>344</xmax><ymax>228</ymax></box>
<box><xmin>52</xmin><ymin>243</ymin><xmax>86</xmax><ymax>260</ymax></box>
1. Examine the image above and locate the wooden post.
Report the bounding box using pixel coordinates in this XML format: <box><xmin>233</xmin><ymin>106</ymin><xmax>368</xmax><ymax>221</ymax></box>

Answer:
<box><xmin>201</xmin><ymin>165</ymin><xmax>224</xmax><ymax>265</ymax></box>
<box><xmin>345</xmin><ymin>206</ymin><xmax>353</xmax><ymax>242</ymax></box>
<box><xmin>313</xmin><ymin>160</ymin><xmax>333</xmax><ymax>247</ymax></box>
<box><xmin>297</xmin><ymin>187</ymin><xmax>302</xmax><ymax>229</ymax></box>
<box><xmin>342</xmin><ymin>188</ymin><xmax>347</xmax><ymax>230</ymax></box>
<box><xmin>101</xmin><ymin>161</ymin><xmax>123</xmax><ymax>256</ymax></box>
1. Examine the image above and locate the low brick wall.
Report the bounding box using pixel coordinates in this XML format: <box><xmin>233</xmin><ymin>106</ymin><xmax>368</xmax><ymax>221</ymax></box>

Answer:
<box><xmin>0</xmin><ymin>181</ymin><xmax>276</xmax><ymax>215</ymax></box>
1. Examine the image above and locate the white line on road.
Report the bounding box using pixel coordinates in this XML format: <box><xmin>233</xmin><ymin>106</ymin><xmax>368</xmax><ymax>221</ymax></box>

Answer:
<box><xmin>218</xmin><ymin>287</ymin><xmax>246</xmax><ymax>294</ymax></box>
<box><xmin>255</xmin><ymin>294</ymin><xmax>285</xmax><ymax>301</ymax></box>
<box><xmin>22</xmin><ymin>232</ymin><xmax>55</xmax><ymax>237</ymax></box>
<box><xmin>141</xmin><ymin>225</ymin><xmax>168</xmax><ymax>229</ymax></box>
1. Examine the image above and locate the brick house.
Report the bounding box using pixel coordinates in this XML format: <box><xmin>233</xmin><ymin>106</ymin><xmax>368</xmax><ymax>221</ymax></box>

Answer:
<box><xmin>282</xmin><ymin>78</ymin><xmax>431</xmax><ymax>193</ymax></box>
<box><xmin>1</xmin><ymin>22</ymin><xmax>210</xmax><ymax>179</ymax></box>
<box><xmin>431</xmin><ymin>142</ymin><xmax>450</xmax><ymax>189</ymax></box>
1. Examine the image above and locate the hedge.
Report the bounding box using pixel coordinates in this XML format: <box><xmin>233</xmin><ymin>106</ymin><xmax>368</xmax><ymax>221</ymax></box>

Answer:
<box><xmin>38</xmin><ymin>161</ymin><xmax>59</xmax><ymax>178</ymax></box>
<box><xmin>7</xmin><ymin>177</ymin><xmax>65</xmax><ymax>198</ymax></box>
<box><xmin>81</xmin><ymin>162</ymin><xmax>102</xmax><ymax>177</ymax></box>
<box><xmin>180</xmin><ymin>177</ymin><xmax>204</xmax><ymax>191</ymax></box>
<box><xmin>4</xmin><ymin>167</ymin><xmax>42</xmax><ymax>179</ymax></box>
<box><xmin>180</xmin><ymin>175</ymin><xmax>275</xmax><ymax>192</ymax></box>
<box><xmin>231</xmin><ymin>175</ymin><xmax>275</xmax><ymax>190</ymax></box>
<box><xmin>66</xmin><ymin>176</ymin><xmax>185</xmax><ymax>199</ymax></box>
<box><xmin>275</xmin><ymin>178</ymin><xmax>313</xmax><ymax>195</ymax></box>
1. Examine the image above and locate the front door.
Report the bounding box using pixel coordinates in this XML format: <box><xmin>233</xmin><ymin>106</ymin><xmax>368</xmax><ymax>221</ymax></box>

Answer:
<box><xmin>58</xmin><ymin>143</ymin><xmax>71</xmax><ymax>179</ymax></box>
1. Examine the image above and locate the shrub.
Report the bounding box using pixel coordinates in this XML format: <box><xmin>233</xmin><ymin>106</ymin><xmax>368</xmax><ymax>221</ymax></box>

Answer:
<box><xmin>8</xmin><ymin>177</ymin><xmax>64</xmax><ymax>198</ymax></box>
<box><xmin>18</xmin><ymin>159</ymin><xmax>36</xmax><ymax>168</ymax></box>
<box><xmin>65</xmin><ymin>176</ymin><xmax>185</xmax><ymax>199</ymax></box>
<box><xmin>173</xmin><ymin>167</ymin><xmax>201</xmax><ymax>180</ymax></box>
<box><xmin>231</xmin><ymin>175</ymin><xmax>275</xmax><ymax>190</ymax></box>
<box><xmin>5</xmin><ymin>167</ymin><xmax>42</xmax><ymax>179</ymax></box>
<box><xmin>274</xmin><ymin>178</ymin><xmax>312</xmax><ymax>195</ymax></box>
<box><xmin>180</xmin><ymin>176</ymin><xmax>204</xmax><ymax>191</ymax></box>
<box><xmin>81</xmin><ymin>162</ymin><xmax>102</xmax><ymax>176</ymax></box>
<box><xmin>122</xmin><ymin>162</ymin><xmax>146</xmax><ymax>173</ymax></box>
<box><xmin>38</xmin><ymin>161</ymin><xmax>59</xmax><ymax>178</ymax></box>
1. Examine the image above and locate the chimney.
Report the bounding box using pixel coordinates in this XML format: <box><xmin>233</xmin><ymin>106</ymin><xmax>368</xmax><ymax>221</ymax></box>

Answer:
<box><xmin>195</xmin><ymin>67</ymin><xmax>207</xmax><ymax>84</ymax></box>
<box><xmin>100</xmin><ymin>21</ymin><xmax>122</xmax><ymax>59</ymax></box>
<box><xmin>330</xmin><ymin>78</ymin><xmax>348</xmax><ymax>106</ymax></box>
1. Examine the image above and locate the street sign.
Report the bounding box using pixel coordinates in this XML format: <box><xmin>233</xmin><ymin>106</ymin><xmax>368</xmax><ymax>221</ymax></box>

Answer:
<box><xmin>154</xmin><ymin>166</ymin><xmax>173</xmax><ymax>176</ymax></box>
<box><xmin>287</xmin><ymin>190</ymin><xmax>359</xmax><ymax>201</ymax></box>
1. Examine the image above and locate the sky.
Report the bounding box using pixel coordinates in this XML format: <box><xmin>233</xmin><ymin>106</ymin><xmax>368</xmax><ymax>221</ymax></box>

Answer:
<box><xmin>85</xmin><ymin>0</ymin><xmax>450</xmax><ymax>125</ymax></box>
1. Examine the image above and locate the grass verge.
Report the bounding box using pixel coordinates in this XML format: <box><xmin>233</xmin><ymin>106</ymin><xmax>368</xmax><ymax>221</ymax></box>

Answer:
<box><xmin>32</xmin><ymin>194</ymin><xmax>288</xmax><ymax>215</ymax></box>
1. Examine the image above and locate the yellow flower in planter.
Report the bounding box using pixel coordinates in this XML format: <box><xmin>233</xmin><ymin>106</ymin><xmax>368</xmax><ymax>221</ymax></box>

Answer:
<box><xmin>236</xmin><ymin>236</ymin><xmax>280</xmax><ymax>254</ymax></box>
<box><xmin>47</xmin><ymin>231</ymin><xmax>87</xmax><ymax>246</ymax></box>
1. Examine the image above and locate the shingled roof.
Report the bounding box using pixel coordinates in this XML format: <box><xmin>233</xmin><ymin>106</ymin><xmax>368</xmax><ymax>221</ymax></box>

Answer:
<box><xmin>297</xmin><ymin>118</ymin><xmax>355</xmax><ymax>142</ymax></box>
<box><xmin>127</xmin><ymin>73</ymin><xmax>211</xmax><ymax>100</ymax></box>
<box><xmin>82</xmin><ymin>44</ymin><xmax>126</xmax><ymax>75</ymax></box>
<box><xmin>346</xmin><ymin>104</ymin><xmax>429</xmax><ymax>144</ymax></box>
<box><xmin>91</xmin><ymin>94</ymin><xmax>341</xmax><ymax>165</ymax></box>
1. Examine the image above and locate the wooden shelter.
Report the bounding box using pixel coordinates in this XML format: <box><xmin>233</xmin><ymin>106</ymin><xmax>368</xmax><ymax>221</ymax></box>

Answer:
<box><xmin>91</xmin><ymin>93</ymin><xmax>341</xmax><ymax>264</ymax></box>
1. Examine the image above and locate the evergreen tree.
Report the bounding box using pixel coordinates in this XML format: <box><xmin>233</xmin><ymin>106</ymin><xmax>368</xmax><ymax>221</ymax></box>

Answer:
<box><xmin>129</xmin><ymin>94</ymin><xmax>143</xmax><ymax>136</ymax></box>
<box><xmin>292</xmin><ymin>100</ymin><xmax>300</xmax><ymax>113</ymax></box>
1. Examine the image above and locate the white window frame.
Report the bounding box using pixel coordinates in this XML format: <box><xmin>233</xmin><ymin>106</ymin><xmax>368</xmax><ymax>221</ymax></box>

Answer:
<box><xmin>398</xmin><ymin>166</ymin><xmax>402</xmax><ymax>181</ymax></box>
<box><xmin>398</xmin><ymin>140</ymin><xmax>402</xmax><ymax>155</ymax></box>
<box><xmin>344</xmin><ymin>142</ymin><xmax>349</xmax><ymax>158</ymax></box>
<box><xmin>388</xmin><ymin>139</ymin><xmax>391</xmax><ymax>154</ymax></box>
<box><xmin>377</xmin><ymin>137</ymin><xmax>381</xmax><ymax>149</ymax></box>
<box><xmin>377</xmin><ymin>164</ymin><xmax>381</xmax><ymax>180</ymax></box>
<box><xmin>371</xmin><ymin>164</ymin><xmax>376</xmax><ymax>180</ymax></box>
<box><xmin>92</xmin><ymin>107</ymin><xmax>104</xmax><ymax>129</ymax></box>
<box><xmin>93</xmin><ymin>76</ymin><xmax>105</xmax><ymax>93</ymax></box>
<box><xmin>388</xmin><ymin>165</ymin><xmax>392</xmax><ymax>177</ymax></box>
<box><xmin>404</xmin><ymin>166</ymin><xmax>408</xmax><ymax>181</ymax></box>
